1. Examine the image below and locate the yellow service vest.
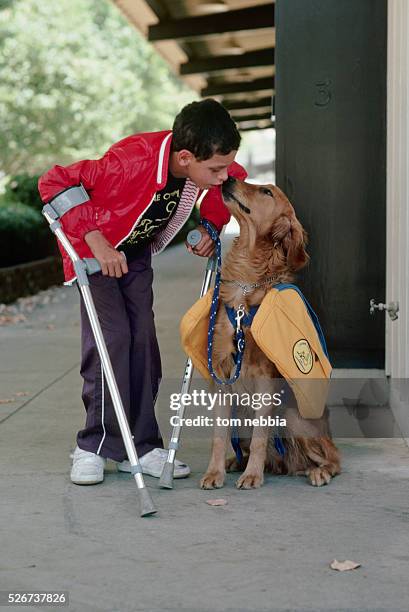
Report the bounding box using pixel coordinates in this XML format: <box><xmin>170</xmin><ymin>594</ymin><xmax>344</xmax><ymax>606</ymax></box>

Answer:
<box><xmin>180</xmin><ymin>286</ymin><xmax>332</xmax><ymax>419</ymax></box>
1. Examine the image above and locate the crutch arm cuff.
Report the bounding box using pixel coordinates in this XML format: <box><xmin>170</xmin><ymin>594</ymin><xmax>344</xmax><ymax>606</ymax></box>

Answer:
<box><xmin>46</xmin><ymin>183</ymin><xmax>91</xmax><ymax>218</ymax></box>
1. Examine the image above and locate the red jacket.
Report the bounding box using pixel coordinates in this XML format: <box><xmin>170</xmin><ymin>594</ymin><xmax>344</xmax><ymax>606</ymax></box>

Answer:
<box><xmin>38</xmin><ymin>130</ymin><xmax>247</xmax><ymax>283</ymax></box>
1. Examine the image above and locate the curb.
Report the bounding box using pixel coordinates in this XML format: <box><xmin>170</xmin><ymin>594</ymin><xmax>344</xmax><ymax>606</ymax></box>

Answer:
<box><xmin>0</xmin><ymin>256</ymin><xmax>64</xmax><ymax>304</ymax></box>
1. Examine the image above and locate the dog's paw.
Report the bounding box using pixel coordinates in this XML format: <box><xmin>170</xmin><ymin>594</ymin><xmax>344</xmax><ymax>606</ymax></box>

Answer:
<box><xmin>306</xmin><ymin>466</ymin><xmax>332</xmax><ymax>487</ymax></box>
<box><xmin>200</xmin><ymin>471</ymin><xmax>225</xmax><ymax>489</ymax></box>
<box><xmin>236</xmin><ymin>471</ymin><xmax>264</xmax><ymax>489</ymax></box>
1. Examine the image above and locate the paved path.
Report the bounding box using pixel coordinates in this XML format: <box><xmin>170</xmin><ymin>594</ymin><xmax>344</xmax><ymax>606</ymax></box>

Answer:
<box><xmin>1</xmin><ymin>242</ymin><xmax>409</xmax><ymax>612</ymax></box>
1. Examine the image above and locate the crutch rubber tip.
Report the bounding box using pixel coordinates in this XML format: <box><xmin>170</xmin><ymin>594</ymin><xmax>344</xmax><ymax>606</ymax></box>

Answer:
<box><xmin>139</xmin><ymin>487</ymin><xmax>157</xmax><ymax>517</ymax></box>
<box><xmin>159</xmin><ymin>462</ymin><xmax>174</xmax><ymax>489</ymax></box>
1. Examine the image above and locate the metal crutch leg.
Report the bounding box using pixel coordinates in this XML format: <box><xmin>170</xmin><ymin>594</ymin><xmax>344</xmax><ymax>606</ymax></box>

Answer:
<box><xmin>159</xmin><ymin>229</ymin><xmax>217</xmax><ymax>489</ymax></box>
<box><xmin>42</xmin><ymin>204</ymin><xmax>157</xmax><ymax>517</ymax></box>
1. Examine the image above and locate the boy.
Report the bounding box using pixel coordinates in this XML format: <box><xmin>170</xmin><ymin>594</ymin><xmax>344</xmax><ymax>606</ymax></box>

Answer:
<box><xmin>38</xmin><ymin>99</ymin><xmax>247</xmax><ymax>484</ymax></box>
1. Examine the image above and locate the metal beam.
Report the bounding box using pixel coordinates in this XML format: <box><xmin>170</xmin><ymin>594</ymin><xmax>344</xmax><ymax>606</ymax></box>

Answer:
<box><xmin>148</xmin><ymin>4</ymin><xmax>274</xmax><ymax>42</ymax></box>
<box><xmin>181</xmin><ymin>48</ymin><xmax>274</xmax><ymax>76</ymax></box>
<box><xmin>202</xmin><ymin>76</ymin><xmax>274</xmax><ymax>97</ymax></box>
<box><xmin>239</xmin><ymin>123</ymin><xmax>275</xmax><ymax>132</ymax></box>
<box><xmin>232</xmin><ymin>112</ymin><xmax>273</xmax><ymax>123</ymax></box>
<box><xmin>223</xmin><ymin>96</ymin><xmax>273</xmax><ymax>111</ymax></box>
<box><xmin>143</xmin><ymin>0</ymin><xmax>168</xmax><ymax>19</ymax></box>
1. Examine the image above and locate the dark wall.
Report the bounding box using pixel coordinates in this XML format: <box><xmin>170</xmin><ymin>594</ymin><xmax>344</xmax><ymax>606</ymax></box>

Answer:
<box><xmin>275</xmin><ymin>0</ymin><xmax>387</xmax><ymax>368</ymax></box>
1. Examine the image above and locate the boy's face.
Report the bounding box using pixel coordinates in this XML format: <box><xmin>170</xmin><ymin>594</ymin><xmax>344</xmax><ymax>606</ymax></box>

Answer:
<box><xmin>178</xmin><ymin>150</ymin><xmax>238</xmax><ymax>190</ymax></box>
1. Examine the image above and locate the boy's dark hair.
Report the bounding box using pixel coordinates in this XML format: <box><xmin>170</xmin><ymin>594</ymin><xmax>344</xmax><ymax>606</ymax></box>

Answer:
<box><xmin>172</xmin><ymin>99</ymin><xmax>241</xmax><ymax>161</ymax></box>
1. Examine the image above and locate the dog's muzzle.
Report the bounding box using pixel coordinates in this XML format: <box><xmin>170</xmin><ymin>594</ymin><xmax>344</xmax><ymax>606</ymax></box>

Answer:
<box><xmin>222</xmin><ymin>177</ymin><xmax>251</xmax><ymax>214</ymax></box>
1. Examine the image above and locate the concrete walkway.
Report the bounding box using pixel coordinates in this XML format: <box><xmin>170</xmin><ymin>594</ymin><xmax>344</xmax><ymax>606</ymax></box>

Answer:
<box><xmin>1</xmin><ymin>242</ymin><xmax>409</xmax><ymax>612</ymax></box>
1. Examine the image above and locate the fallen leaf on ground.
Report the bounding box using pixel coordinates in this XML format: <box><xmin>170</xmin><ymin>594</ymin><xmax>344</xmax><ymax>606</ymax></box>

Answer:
<box><xmin>206</xmin><ymin>498</ymin><xmax>228</xmax><ymax>506</ymax></box>
<box><xmin>14</xmin><ymin>392</ymin><xmax>29</xmax><ymax>397</ymax></box>
<box><xmin>0</xmin><ymin>289</ymin><xmax>65</xmax><ymax>325</ymax></box>
<box><xmin>0</xmin><ymin>314</ymin><xmax>27</xmax><ymax>326</ymax></box>
<box><xmin>0</xmin><ymin>398</ymin><xmax>15</xmax><ymax>404</ymax></box>
<box><xmin>330</xmin><ymin>559</ymin><xmax>361</xmax><ymax>571</ymax></box>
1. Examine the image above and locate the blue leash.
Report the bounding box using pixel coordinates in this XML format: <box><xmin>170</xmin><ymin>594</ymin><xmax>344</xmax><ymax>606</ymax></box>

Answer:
<box><xmin>201</xmin><ymin>219</ymin><xmax>247</xmax><ymax>386</ymax></box>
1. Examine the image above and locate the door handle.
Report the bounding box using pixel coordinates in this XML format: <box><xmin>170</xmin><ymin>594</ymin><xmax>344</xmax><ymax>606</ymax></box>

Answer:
<box><xmin>369</xmin><ymin>299</ymin><xmax>399</xmax><ymax>321</ymax></box>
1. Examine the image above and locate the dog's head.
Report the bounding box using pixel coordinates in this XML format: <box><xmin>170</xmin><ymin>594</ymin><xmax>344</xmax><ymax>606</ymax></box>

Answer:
<box><xmin>222</xmin><ymin>177</ymin><xmax>309</xmax><ymax>272</ymax></box>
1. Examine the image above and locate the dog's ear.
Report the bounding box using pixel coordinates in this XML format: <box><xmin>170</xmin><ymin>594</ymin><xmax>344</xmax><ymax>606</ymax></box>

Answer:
<box><xmin>271</xmin><ymin>215</ymin><xmax>292</xmax><ymax>243</ymax></box>
<box><xmin>272</xmin><ymin>215</ymin><xmax>309</xmax><ymax>271</ymax></box>
<box><xmin>283</xmin><ymin>219</ymin><xmax>309</xmax><ymax>271</ymax></box>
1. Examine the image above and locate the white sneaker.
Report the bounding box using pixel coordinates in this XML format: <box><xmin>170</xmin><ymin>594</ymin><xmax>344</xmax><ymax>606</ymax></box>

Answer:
<box><xmin>117</xmin><ymin>448</ymin><xmax>190</xmax><ymax>479</ymax></box>
<box><xmin>70</xmin><ymin>446</ymin><xmax>106</xmax><ymax>485</ymax></box>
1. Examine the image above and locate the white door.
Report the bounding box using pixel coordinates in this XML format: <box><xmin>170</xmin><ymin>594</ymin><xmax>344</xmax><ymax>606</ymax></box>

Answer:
<box><xmin>385</xmin><ymin>0</ymin><xmax>409</xmax><ymax>430</ymax></box>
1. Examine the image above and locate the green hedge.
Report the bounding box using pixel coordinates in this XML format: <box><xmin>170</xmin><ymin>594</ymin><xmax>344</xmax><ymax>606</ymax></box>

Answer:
<box><xmin>3</xmin><ymin>174</ymin><xmax>43</xmax><ymax>211</ymax></box>
<box><xmin>0</xmin><ymin>203</ymin><xmax>55</xmax><ymax>267</ymax></box>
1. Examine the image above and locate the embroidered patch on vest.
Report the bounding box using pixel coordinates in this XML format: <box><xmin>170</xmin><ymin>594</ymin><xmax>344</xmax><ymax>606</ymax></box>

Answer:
<box><xmin>293</xmin><ymin>339</ymin><xmax>314</xmax><ymax>374</ymax></box>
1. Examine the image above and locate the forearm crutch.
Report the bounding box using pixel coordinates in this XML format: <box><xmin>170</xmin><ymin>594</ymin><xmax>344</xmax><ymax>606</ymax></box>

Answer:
<box><xmin>159</xmin><ymin>229</ymin><xmax>217</xmax><ymax>489</ymax></box>
<box><xmin>42</xmin><ymin>199</ymin><xmax>156</xmax><ymax>517</ymax></box>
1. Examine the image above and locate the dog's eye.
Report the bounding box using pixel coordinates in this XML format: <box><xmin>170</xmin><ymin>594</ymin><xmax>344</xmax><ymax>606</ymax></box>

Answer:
<box><xmin>261</xmin><ymin>188</ymin><xmax>274</xmax><ymax>197</ymax></box>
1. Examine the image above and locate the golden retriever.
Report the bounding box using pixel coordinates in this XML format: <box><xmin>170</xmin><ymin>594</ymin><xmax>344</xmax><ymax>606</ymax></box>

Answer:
<box><xmin>200</xmin><ymin>177</ymin><xmax>340</xmax><ymax>490</ymax></box>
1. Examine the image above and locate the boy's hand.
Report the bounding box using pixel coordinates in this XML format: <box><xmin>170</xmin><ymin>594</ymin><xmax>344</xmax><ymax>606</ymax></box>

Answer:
<box><xmin>84</xmin><ymin>230</ymin><xmax>128</xmax><ymax>278</ymax></box>
<box><xmin>186</xmin><ymin>225</ymin><xmax>215</xmax><ymax>258</ymax></box>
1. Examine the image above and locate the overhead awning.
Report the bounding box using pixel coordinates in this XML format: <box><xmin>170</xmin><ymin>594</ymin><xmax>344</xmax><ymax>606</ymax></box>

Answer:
<box><xmin>111</xmin><ymin>0</ymin><xmax>275</xmax><ymax>131</ymax></box>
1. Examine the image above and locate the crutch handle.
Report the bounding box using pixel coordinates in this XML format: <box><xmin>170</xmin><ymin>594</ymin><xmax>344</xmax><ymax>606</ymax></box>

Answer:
<box><xmin>83</xmin><ymin>250</ymin><xmax>127</xmax><ymax>276</ymax></box>
<box><xmin>186</xmin><ymin>229</ymin><xmax>202</xmax><ymax>247</ymax></box>
<box><xmin>187</xmin><ymin>228</ymin><xmax>218</xmax><ymax>270</ymax></box>
<box><xmin>83</xmin><ymin>258</ymin><xmax>102</xmax><ymax>275</ymax></box>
